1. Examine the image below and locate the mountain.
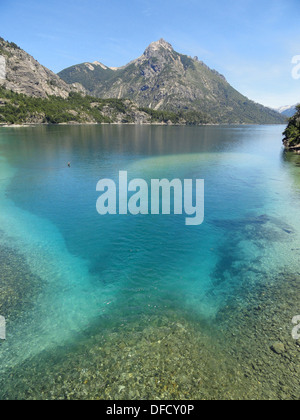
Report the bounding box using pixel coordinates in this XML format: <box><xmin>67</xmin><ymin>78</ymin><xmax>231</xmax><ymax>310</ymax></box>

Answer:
<box><xmin>59</xmin><ymin>39</ymin><xmax>285</xmax><ymax>124</ymax></box>
<box><xmin>276</xmin><ymin>105</ymin><xmax>297</xmax><ymax>118</ymax></box>
<box><xmin>0</xmin><ymin>38</ymin><xmax>212</xmax><ymax>126</ymax></box>
<box><xmin>0</xmin><ymin>37</ymin><xmax>86</xmax><ymax>98</ymax></box>
<box><xmin>58</xmin><ymin>60</ymin><xmax>117</xmax><ymax>93</ymax></box>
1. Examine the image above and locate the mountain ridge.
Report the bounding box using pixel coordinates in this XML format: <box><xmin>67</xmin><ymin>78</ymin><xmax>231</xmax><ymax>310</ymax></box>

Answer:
<box><xmin>276</xmin><ymin>105</ymin><xmax>297</xmax><ymax>118</ymax></box>
<box><xmin>58</xmin><ymin>39</ymin><xmax>285</xmax><ymax>124</ymax></box>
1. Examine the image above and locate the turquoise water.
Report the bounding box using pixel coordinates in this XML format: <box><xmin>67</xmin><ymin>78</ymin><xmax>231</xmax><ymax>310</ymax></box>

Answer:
<box><xmin>0</xmin><ymin>124</ymin><xmax>300</xmax><ymax>399</ymax></box>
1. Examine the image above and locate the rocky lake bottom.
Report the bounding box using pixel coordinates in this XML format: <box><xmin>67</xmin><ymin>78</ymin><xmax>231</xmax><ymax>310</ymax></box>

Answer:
<box><xmin>0</xmin><ymin>125</ymin><xmax>299</xmax><ymax>400</ymax></box>
<box><xmin>0</xmin><ymin>246</ymin><xmax>299</xmax><ymax>400</ymax></box>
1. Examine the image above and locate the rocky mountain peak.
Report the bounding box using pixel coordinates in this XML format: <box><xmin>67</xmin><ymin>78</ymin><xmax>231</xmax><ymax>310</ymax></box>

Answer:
<box><xmin>144</xmin><ymin>39</ymin><xmax>174</xmax><ymax>57</ymax></box>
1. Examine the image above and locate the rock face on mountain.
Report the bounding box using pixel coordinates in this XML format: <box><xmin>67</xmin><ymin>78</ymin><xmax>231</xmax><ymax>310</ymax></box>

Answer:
<box><xmin>283</xmin><ymin>104</ymin><xmax>300</xmax><ymax>151</ymax></box>
<box><xmin>59</xmin><ymin>39</ymin><xmax>285</xmax><ymax>124</ymax></box>
<box><xmin>0</xmin><ymin>38</ymin><xmax>86</xmax><ymax>98</ymax></box>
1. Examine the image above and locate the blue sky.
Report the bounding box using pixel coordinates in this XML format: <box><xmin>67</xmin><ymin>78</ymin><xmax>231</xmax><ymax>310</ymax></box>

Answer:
<box><xmin>1</xmin><ymin>0</ymin><xmax>300</xmax><ymax>107</ymax></box>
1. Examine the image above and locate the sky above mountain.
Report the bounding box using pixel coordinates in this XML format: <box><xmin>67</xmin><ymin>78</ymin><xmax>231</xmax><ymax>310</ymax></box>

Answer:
<box><xmin>1</xmin><ymin>0</ymin><xmax>300</xmax><ymax>108</ymax></box>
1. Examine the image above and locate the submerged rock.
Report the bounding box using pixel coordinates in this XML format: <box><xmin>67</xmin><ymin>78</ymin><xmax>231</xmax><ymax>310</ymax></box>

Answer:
<box><xmin>271</xmin><ymin>342</ymin><xmax>286</xmax><ymax>355</ymax></box>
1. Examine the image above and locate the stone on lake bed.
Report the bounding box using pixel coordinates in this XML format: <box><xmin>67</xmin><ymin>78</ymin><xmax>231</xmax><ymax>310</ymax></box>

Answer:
<box><xmin>271</xmin><ymin>342</ymin><xmax>286</xmax><ymax>355</ymax></box>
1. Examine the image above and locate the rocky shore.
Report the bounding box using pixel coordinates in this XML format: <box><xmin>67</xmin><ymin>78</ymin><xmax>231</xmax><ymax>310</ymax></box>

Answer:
<box><xmin>283</xmin><ymin>104</ymin><xmax>300</xmax><ymax>152</ymax></box>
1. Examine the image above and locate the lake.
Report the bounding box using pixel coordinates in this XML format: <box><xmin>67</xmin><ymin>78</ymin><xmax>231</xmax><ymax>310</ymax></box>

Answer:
<box><xmin>0</xmin><ymin>124</ymin><xmax>299</xmax><ymax>400</ymax></box>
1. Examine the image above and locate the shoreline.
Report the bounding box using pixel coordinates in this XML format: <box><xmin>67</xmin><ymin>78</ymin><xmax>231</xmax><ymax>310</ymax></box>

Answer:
<box><xmin>0</xmin><ymin>122</ymin><xmax>286</xmax><ymax>128</ymax></box>
<box><xmin>283</xmin><ymin>144</ymin><xmax>300</xmax><ymax>153</ymax></box>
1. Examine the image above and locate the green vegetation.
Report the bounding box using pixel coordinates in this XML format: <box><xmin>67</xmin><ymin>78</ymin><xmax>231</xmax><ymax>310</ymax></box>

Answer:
<box><xmin>283</xmin><ymin>104</ymin><xmax>300</xmax><ymax>148</ymax></box>
<box><xmin>0</xmin><ymin>85</ymin><xmax>282</xmax><ymax>126</ymax></box>
<box><xmin>0</xmin><ymin>88</ymin><xmax>125</xmax><ymax>124</ymax></box>
<box><xmin>0</xmin><ymin>87</ymin><xmax>214</xmax><ymax>125</ymax></box>
<box><xmin>0</xmin><ymin>37</ymin><xmax>20</xmax><ymax>56</ymax></box>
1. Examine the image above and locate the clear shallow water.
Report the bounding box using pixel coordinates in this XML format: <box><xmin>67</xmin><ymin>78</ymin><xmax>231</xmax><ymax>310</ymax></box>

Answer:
<box><xmin>0</xmin><ymin>124</ymin><xmax>300</xmax><ymax>399</ymax></box>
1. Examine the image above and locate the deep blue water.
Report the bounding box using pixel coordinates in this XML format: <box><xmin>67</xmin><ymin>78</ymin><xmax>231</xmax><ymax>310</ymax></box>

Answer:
<box><xmin>0</xmin><ymin>124</ymin><xmax>299</xmax><ymax>378</ymax></box>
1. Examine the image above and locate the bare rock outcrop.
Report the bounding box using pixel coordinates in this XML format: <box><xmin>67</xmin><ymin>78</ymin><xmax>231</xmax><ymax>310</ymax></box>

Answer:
<box><xmin>0</xmin><ymin>38</ymin><xmax>86</xmax><ymax>98</ymax></box>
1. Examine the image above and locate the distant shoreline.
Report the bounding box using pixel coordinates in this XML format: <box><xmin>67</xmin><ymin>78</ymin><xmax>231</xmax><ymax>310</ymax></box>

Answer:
<box><xmin>0</xmin><ymin>122</ymin><xmax>286</xmax><ymax>128</ymax></box>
